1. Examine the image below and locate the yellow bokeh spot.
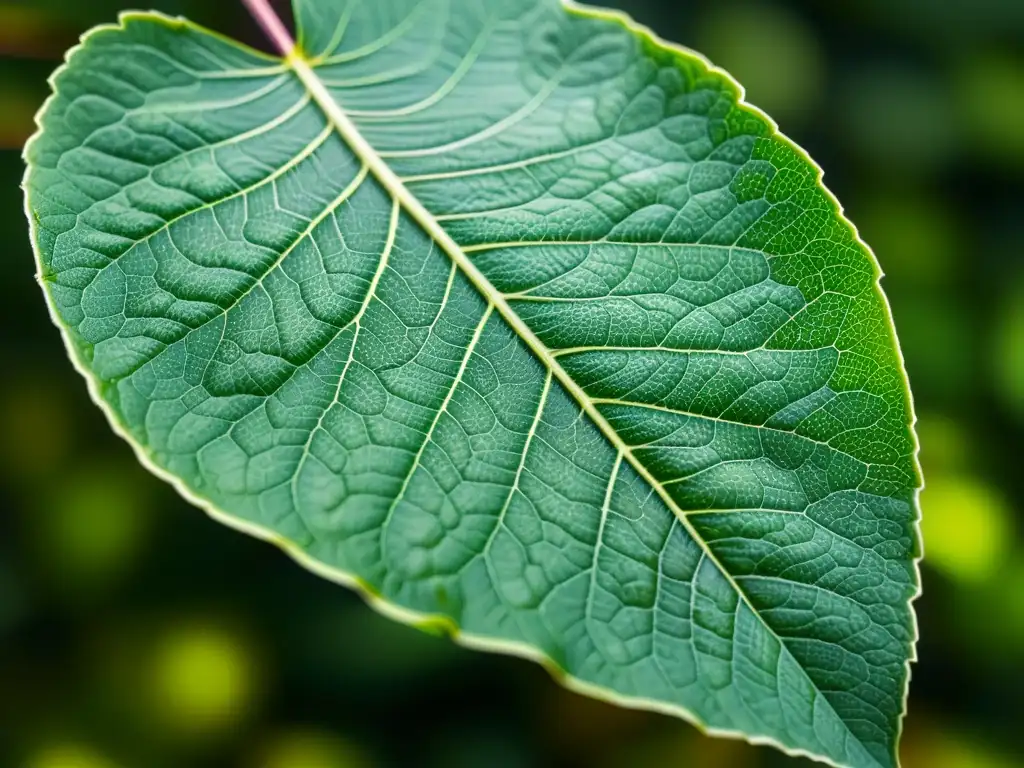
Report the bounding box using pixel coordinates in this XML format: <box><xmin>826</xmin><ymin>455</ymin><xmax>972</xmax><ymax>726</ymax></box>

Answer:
<box><xmin>149</xmin><ymin>624</ymin><xmax>260</xmax><ymax>737</ymax></box>
<box><xmin>26</xmin><ymin>744</ymin><xmax>120</xmax><ymax>768</ymax></box>
<box><xmin>44</xmin><ymin>466</ymin><xmax>151</xmax><ymax>588</ymax></box>
<box><xmin>258</xmin><ymin>730</ymin><xmax>373</xmax><ymax>768</ymax></box>
<box><xmin>920</xmin><ymin>476</ymin><xmax>1011</xmax><ymax>582</ymax></box>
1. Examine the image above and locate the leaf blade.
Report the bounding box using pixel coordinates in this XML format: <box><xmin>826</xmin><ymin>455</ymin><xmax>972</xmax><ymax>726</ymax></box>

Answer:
<box><xmin>24</xmin><ymin>4</ymin><xmax>922</xmax><ymax>767</ymax></box>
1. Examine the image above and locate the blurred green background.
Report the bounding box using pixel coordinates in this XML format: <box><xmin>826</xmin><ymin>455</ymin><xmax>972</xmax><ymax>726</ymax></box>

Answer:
<box><xmin>1</xmin><ymin>0</ymin><xmax>1022</xmax><ymax>766</ymax></box>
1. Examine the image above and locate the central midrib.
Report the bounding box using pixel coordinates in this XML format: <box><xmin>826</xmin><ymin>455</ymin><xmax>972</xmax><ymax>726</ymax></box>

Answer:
<box><xmin>281</xmin><ymin>37</ymin><xmax>875</xmax><ymax>765</ymax></box>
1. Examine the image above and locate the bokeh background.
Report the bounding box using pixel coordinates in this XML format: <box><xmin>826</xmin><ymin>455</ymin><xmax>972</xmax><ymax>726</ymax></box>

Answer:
<box><xmin>1</xmin><ymin>0</ymin><xmax>1022</xmax><ymax>766</ymax></box>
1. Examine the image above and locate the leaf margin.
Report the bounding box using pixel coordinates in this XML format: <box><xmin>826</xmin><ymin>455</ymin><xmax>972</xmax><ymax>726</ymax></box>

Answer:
<box><xmin>20</xmin><ymin>5</ymin><xmax>925</xmax><ymax>767</ymax></box>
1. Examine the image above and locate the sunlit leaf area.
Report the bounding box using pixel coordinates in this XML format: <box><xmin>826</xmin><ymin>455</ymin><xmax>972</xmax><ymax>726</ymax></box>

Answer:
<box><xmin>2</xmin><ymin>1</ymin><xmax>1022</xmax><ymax>766</ymax></box>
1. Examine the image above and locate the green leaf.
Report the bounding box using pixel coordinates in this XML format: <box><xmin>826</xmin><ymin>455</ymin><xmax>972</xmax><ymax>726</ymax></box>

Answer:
<box><xmin>23</xmin><ymin>2</ymin><xmax>922</xmax><ymax>766</ymax></box>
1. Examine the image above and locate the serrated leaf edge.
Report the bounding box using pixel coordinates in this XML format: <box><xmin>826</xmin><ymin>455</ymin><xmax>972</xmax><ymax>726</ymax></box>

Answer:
<box><xmin>21</xmin><ymin>6</ymin><xmax>924</xmax><ymax>768</ymax></box>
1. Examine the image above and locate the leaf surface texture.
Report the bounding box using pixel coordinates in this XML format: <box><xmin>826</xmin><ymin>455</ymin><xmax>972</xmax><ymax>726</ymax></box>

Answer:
<box><xmin>24</xmin><ymin>2</ymin><xmax>922</xmax><ymax>766</ymax></box>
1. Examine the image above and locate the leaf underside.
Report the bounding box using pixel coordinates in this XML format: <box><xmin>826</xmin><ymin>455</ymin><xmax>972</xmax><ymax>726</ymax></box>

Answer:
<box><xmin>24</xmin><ymin>2</ymin><xmax>921</xmax><ymax>766</ymax></box>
